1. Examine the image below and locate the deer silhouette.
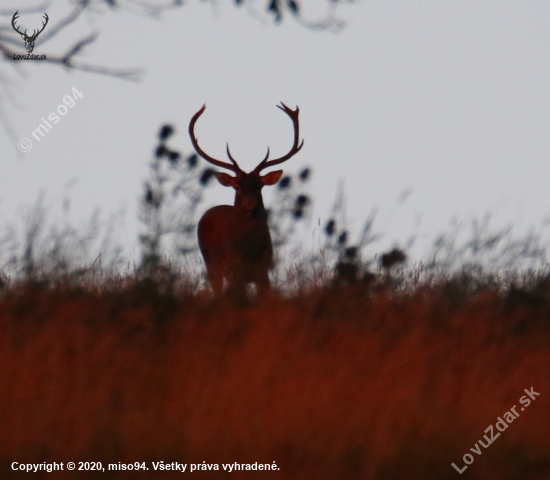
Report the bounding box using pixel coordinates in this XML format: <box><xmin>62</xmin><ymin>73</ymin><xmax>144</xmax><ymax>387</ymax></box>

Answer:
<box><xmin>189</xmin><ymin>103</ymin><xmax>303</xmax><ymax>295</ymax></box>
<box><xmin>11</xmin><ymin>11</ymin><xmax>49</xmax><ymax>54</ymax></box>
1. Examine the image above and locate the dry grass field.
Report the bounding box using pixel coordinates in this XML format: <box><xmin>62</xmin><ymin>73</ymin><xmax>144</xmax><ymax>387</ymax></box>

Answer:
<box><xmin>1</xmin><ymin>272</ymin><xmax>549</xmax><ymax>479</ymax></box>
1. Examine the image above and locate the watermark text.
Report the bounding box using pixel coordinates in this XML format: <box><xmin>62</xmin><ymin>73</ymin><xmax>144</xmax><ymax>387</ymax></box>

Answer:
<box><xmin>18</xmin><ymin>87</ymin><xmax>84</xmax><ymax>152</ymax></box>
<box><xmin>452</xmin><ymin>386</ymin><xmax>540</xmax><ymax>474</ymax></box>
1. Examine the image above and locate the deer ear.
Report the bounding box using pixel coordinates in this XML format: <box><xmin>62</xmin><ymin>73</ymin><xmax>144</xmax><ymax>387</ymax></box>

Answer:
<box><xmin>214</xmin><ymin>172</ymin><xmax>237</xmax><ymax>188</ymax></box>
<box><xmin>260</xmin><ymin>170</ymin><xmax>283</xmax><ymax>186</ymax></box>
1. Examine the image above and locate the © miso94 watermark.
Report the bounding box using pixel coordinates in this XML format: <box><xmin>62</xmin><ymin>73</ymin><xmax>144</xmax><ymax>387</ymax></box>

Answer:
<box><xmin>451</xmin><ymin>386</ymin><xmax>540</xmax><ymax>474</ymax></box>
<box><xmin>18</xmin><ymin>87</ymin><xmax>84</xmax><ymax>152</ymax></box>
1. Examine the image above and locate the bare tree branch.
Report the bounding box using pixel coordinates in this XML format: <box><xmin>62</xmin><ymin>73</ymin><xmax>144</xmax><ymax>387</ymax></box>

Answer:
<box><xmin>241</xmin><ymin>0</ymin><xmax>353</xmax><ymax>32</ymax></box>
<box><xmin>1</xmin><ymin>1</ymin><xmax>144</xmax><ymax>81</ymax></box>
<box><xmin>47</xmin><ymin>54</ymin><xmax>144</xmax><ymax>82</ymax></box>
<box><xmin>0</xmin><ymin>0</ymin><xmax>354</xmax><ymax>147</ymax></box>
<box><xmin>33</xmin><ymin>2</ymin><xmax>88</xmax><ymax>46</ymax></box>
<box><xmin>0</xmin><ymin>2</ymin><xmax>51</xmax><ymax>17</ymax></box>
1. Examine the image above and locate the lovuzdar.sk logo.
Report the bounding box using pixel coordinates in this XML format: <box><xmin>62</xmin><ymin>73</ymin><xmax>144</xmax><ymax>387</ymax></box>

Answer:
<box><xmin>11</xmin><ymin>10</ymin><xmax>48</xmax><ymax>59</ymax></box>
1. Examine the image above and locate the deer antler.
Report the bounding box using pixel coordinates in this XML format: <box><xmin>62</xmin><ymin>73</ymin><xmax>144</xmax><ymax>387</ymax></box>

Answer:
<box><xmin>11</xmin><ymin>11</ymin><xmax>24</xmax><ymax>35</ymax></box>
<box><xmin>32</xmin><ymin>13</ymin><xmax>49</xmax><ymax>38</ymax></box>
<box><xmin>11</xmin><ymin>11</ymin><xmax>48</xmax><ymax>39</ymax></box>
<box><xmin>189</xmin><ymin>105</ymin><xmax>242</xmax><ymax>174</ymax></box>
<box><xmin>254</xmin><ymin>103</ymin><xmax>304</xmax><ymax>173</ymax></box>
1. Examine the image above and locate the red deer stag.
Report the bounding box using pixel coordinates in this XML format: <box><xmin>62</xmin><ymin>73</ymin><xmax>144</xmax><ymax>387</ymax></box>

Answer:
<box><xmin>189</xmin><ymin>103</ymin><xmax>303</xmax><ymax>295</ymax></box>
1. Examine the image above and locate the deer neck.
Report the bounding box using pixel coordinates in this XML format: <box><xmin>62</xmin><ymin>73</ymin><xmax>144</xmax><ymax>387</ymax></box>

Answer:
<box><xmin>233</xmin><ymin>193</ymin><xmax>267</xmax><ymax>223</ymax></box>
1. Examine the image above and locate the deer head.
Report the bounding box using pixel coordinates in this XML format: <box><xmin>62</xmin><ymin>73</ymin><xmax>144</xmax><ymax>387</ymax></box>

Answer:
<box><xmin>189</xmin><ymin>103</ymin><xmax>303</xmax><ymax>217</ymax></box>
<box><xmin>12</xmin><ymin>11</ymin><xmax>49</xmax><ymax>54</ymax></box>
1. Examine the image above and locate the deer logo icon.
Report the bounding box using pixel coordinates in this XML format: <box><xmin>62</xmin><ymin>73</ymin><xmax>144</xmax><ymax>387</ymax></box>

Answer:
<box><xmin>11</xmin><ymin>11</ymin><xmax>49</xmax><ymax>54</ymax></box>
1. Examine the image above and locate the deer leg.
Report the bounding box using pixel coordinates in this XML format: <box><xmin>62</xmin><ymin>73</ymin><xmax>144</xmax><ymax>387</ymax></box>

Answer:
<box><xmin>225</xmin><ymin>267</ymin><xmax>249</xmax><ymax>300</ymax></box>
<box><xmin>255</xmin><ymin>270</ymin><xmax>271</xmax><ymax>297</ymax></box>
<box><xmin>210</xmin><ymin>276</ymin><xmax>224</xmax><ymax>295</ymax></box>
<box><xmin>206</xmin><ymin>265</ymin><xmax>224</xmax><ymax>295</ymax></box>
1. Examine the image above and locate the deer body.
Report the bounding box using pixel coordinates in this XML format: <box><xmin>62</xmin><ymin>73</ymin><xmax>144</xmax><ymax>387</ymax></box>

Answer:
<box><xmin>189</xmin><ymin>103</ymin><xmax>303</xmax><ymax>294</ymax></box>
<box><xmin>198</xmin><ymin>204</ymin><xmax>272</xmax><ymax>294</ymax></box>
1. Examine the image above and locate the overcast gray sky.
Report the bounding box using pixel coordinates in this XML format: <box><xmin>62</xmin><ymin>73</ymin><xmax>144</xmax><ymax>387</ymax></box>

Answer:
<box><xmin>2</xmin><ymin>1</ymin><xmax>550</xmax><ymax>266</ymax></box>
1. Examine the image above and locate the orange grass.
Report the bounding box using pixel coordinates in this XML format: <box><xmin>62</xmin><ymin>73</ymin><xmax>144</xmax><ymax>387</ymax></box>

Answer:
<box><xmin>1</xmin><ymin>279</ymin><xmax>549</xmax><ymax>479</ymax></box>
